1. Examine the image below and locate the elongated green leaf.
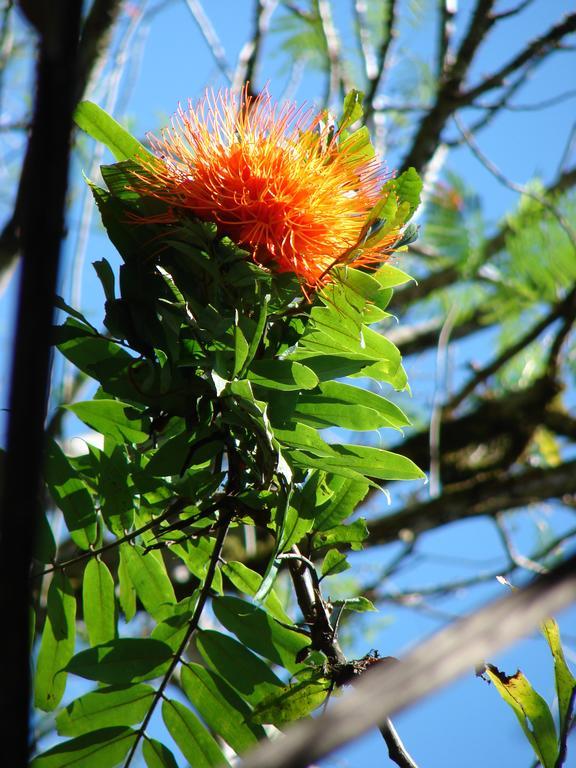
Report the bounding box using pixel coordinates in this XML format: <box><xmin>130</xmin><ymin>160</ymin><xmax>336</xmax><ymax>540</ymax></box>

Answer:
<box><xmin>248</xmin><ymin>360</ymin><xmax>319</xmax><ymax>391</ymax></box>
<box><xmin>251</xmin><ymin>678</ymin><xmax>330</xmax><ymax>725</ymax></box>
<box><xmin>118</xmin><ymin>543</ymin><xmax>137</xmax><ymax>622</ymax></box>
<box><xmin>151</xmin><ymin>594</ymin><xmax>198</xmax><ymax>651</ymax></box>
<box><xmin>65</xmin><ymin>400</ymin><xmax>149</xmax><ymax>444</ymax></box>
<box><xmin>541</xmin><ymin>618</ymin><xmax>576</xmax><ymax>735</ymax></box>
<box><xmin>45</xmin><ymin>440</ymin><xmax>97</xmax><ymax>550</ymax></box>
<box><xmin>67</xmin><ymin>638</ymin><xmax>172</xmax><ymax>684</ymax></box>
<box><xmin>327</xmin><ymin>443</ymin><xmax>425</xmax><ymax>481</ymax></box>
<box><xmin>485</xmin><ymin>664</ymin><xmax>558</xmax><ymax>768</ymax></box>
<box><xmin>293</xmin><ymin>381</ymin><xmax>409</xmax><ymax>431</ymax></box>
<box><xmin>196</xmin><ymin>630</ymin><xmax>284</xmax><ymax>706</ymax></box>
<box><xmin>34</xmin><ymin>573</ymin><xmax>76</xmax><ymax>711</ymax></box>
<box><xmin>31</xmin><ymin>727</ymin><xmax>136</xmax><ymax>768</ymax></box>
<box><xmin>98</xmin><ymin>441</ymin><xmax>135</xmax><ymax>535</ymax></box>
<box><xmin>75</xmin><ymin>101</ymin><xmax>154</xmax><ymax>162</ymax></box>
<box><xmin>212</xmin><ymin>596</ymin><xmax>309</xmax><ymax>674</ymax></box>
<box><xmin>313</xmin><ymin>475</ymin><xmax>370</xmax><ymax>530</ymax></box>
<box><xmin>143</xmin><ymin>737</ymin><xmax>179</xmax><ymax>768</ymax></box>
<box><xmin>56</xmin><ymin>684</ymin><xmax>154</xmax><ymax>736</ymax></box>
<box><xmin>340</xmin><ymin>89</ymin><xmax>364</xmax><ymax>130</ymax></box>
<box><xmin>121</xmin><ymin>544</ymin><xmax>176</xmax><ymax>621</ymax></box>
<box><xmin>394</xmin><ymin>166</ymin><xmax>423</xmax><ymax>220</ymax></box>
<box><xmin>162</xmin><ymin>699</ymin><xmax>230</xmax><ymax>768</ymax></box>
<box><xmin>321</xmin><ymin>549</ymin><xmax>350</xmax><ymax>578</ymax></box>
<box><xmin>181</xmin><ymin>664</ymin><xmax>266</xmax><ymax>753</ymax></box>
<box><xmin>222</xmin><ymin>561</ymin><xmax>290</xmax><ymax>623</ymax></box>
<box><xmin>313</xmin><ymin>518</ymin><xmax>369</xmax><ymax>551</ymax></box>
<box><xmin>83</xmin><ymin>558</ymin><xmax>116</xmax><ymax>646</ymax></box>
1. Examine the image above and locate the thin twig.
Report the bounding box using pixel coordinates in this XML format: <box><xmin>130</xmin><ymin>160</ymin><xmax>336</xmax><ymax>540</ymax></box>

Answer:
<box><xmin>446</xmin><ymin>284</ymin><xmax>576</xmax><ymax>411</ymax></box>
<box><xmin>453</xmin><ymin>113</ymin><xmax>576</xmax><ymax>251</ymax></box>
<box><xmin>429</xmin><ymin>303</ymin><xmax>459</xmax><ymax>497</ymax></box>
<box><xmin>183</xmin><ymin>0</ymin><xmax>234</xmax><ymax>83</ymax></box>
<box><xmin>239</xmin><ymin>553</ymin><xmax>576</xmax><ymax>768</ymax></box>
<box><xmin>123</xmin><ymin>509</ymin><xmax>232</xmax><ymax>767</ymax></box>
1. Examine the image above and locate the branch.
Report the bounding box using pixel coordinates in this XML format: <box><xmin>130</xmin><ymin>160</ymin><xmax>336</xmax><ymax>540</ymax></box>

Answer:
<box><xmin>239</xmin><ymin>552</ymin><xmax>576</xmax><ymax>768</ymax></box>
<box><xmin>361</xmin><ymin>0</ymin><xmax>398</xmax><ymax>117</ymax></box>
<box><xmin>368</xmin><ymin>459</ymin><xmax>576</xmax><ymax>546</ymax></box>
<box><xmin>0</xmin><ymin>0</ymin><xmax>123</xmax><ymax>281</ymax></box>
<box><xmin>0</xmin><ymin>3</ymin><xmax>82</xmax><ymax>763</ymax></box>
<box><xmin>464</xmin><ymin>12</ymin><xmax>576</xmax><ymax>102</ymax></box>
<box><xmin>400</xmin><ymin>0</ymin><xmax>497</xmax><ymax>172</ymax></box>
<box><xmin>124</xmin><ymin>511</ymin><xmax>232</xmax><ymax>767</ymax></box>
<box><xmin>283</xmin><ymin>547</ymin><xmax>419</xmax><ymax>768</ymax></box>
<box><xmin>183</xmin><ymin>0</ymin><xmax>234</xmax><ymax>83</ymax></box>
<box><xmin>233</xmin><ymin>0</ymin><xmax>278</xmax><ymax>93</ymax></box>
<box><xmin>317</xmin><ymin>0</ymin><xmax>350</xmax><ymax>107</ymax></box>
<box><xmin>446</xmin><ymin>284</ymin><xmax>576</xmax><ymax>411</ymax></box>
<box><xmin>392</xmin><ymin>164</ymin><xmax>576</xmax><ymax>313</ymax></box>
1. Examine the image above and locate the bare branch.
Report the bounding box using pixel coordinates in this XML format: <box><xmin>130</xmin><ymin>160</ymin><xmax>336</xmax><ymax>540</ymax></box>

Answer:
<box><xmin>239</xmin><ymin>552</ymin><xmax>576</xmax><ymax>768</ymax></box>
<box><xmin>233</xmin><ymin>0</ymin><xmax>279</xmax><ymax>93</ymax></box>
<box><xmin>465</xmin><ymin>12</ymin><xmax>576</xmax><ymax>102</ymax></box>
<box><xmin>368</xmin><ymin>459</ymin><xmax>576</xmax><ymax>546</ymax></box>
<box><xmin>453</xmin><ymin>113</ymin><xmax>576</xmax><ymax>250</ymax></box>
<box><xmin>183</xmin><ymin>0</ymin><xmax>234</xmax><ymax>83</ymax></box>
<box><xmin>437</xmin><ymin>0</ymin><xmax>457</xmax><ymax>78</ymax></box>
<box><xmin>446</xmin><ymin>284</ymin><xmax>576</xmax><ymax>411</ymax></box>
<box><xmin>317</xmin><ymin>0</ymin><xmax>349</xmax><ymax>108</ymax></box>
<box><xmin>362</xmin><ymin>0</ymin><xmax>398</xmax><ymax>117</ymax></box>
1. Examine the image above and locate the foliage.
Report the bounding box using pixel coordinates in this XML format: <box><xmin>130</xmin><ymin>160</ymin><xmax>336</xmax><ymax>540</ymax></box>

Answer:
<box><xmin>31</xmin><ymin>97</ymin><xmax>424</xmax><ymax>766</ymax></box>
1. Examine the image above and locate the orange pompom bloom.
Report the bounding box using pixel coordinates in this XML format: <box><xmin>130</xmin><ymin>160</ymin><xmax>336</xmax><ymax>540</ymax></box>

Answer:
<box><xmin>133</xmin><ymin>88</ymin><xmax>398</xmax><ymax>291</ymax></box>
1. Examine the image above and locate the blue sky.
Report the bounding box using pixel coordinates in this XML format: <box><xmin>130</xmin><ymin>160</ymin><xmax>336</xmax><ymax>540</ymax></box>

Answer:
<box><xmin>3</xmin><ymin>1</ymin><xmax>576</xmax><ymax>766</ymax></box>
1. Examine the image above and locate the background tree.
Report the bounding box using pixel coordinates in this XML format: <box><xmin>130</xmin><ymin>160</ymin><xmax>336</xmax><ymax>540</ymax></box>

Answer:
<box><xmin>1</xmin><ymin>1</ymin><xmax>575</xmax><ymax>767</ymax></box>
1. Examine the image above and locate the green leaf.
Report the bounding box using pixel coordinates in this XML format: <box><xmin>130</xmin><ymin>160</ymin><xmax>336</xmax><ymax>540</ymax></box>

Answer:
<box><xmin>34</xmin><ymin>573</ymin><xmax>76</xmax><ymax>712</ymax></box>
<box><xmin>212</xmin><ymin>597</ymin><xmax>309</xmax><ymax>674</ymax></box>
<box><xmin>56</xmin><ymin>684</ymin><xmax>154</xmax><ymax>736</ymax></box>
<box><xmin>45</xmin><ymin>440</ymin><xmax>97</xmax><ymax>550</ymax></box>
<box><xmin>98</xmin><ymin>442</ymin><xmax>135</xmax><ymax>535</ymax></box>
<box><xmin>222</xmin><ymin>561</ymin><xmax>291</xmax><ymax>623</ymax></box>
<box><xmin>251</xmin><ymin>677</ymin><xmax>330</xmax><ymax>724</ymax></box>
<box><xmin>248</xmin><ymin>360</ymin><xmax>319</xmax><ymax>391</ymax></box>
<box><xmin>143</xmin><ymin>738</ymin><xmax>179</xmax><ymax>768</ymax></box>
<box><xmin>485</xmin><ymin>664</ymin><xmax>558</xmax><ymax>768</ymax></box>
<box><xmin>541</xmin><ymin>618</ymin><xmax>576</xmax><ymax>735</ymax></box>
<box><xmin>75</xmin><ymin>101</ymin><xmax>154</xmax><ymax>162</ymax></box>
<box><xmin>93</xmin><ymin>258</ymin><xmax>116</xmax><ymax>302</ymax></box>
<box><xmin>394</xmin><ymin>166</ymin><xmax>423</xmax><ymax>221</ymax></box>
<box><xmin>31</xmin><ymin>727</ymin><xmax>136</xmax><ymax>768</ymax></box>
<box><xmin>336</xmin><ymin>596</ymin><xmax>376</xmax><ymax>613</ymax></box>
<box><xmin>151</xmin><ymin>594</ymin><xmax>198</xmax><ymax>651</ymax></box>
<box><xmin>118</xmin><ymin>544</ymin><xmax>137</xmax><ymax>622</ymax></box>
<box><xmin>313</xmin><ymin>518</ymin><xmax>369</xmax><ymax>550</ymax></box>
<box><xmin>121</xmin><ymin>544</ymin><xmax>176</xmax><ymax>621</ymax></box>
<box><xmin>162</xmin><ymin>698</ymin><xmax>230</xmax><ymax>768</ymax></box>
<box><xmin>66</xmin><ymin>400</ymin><xmax>150</xmax><ymax>444</ymax></box>
<box><xmin>321</xmin><ymin>549</ymin><xmax>350</xmax><ymax>578</ymax></box>
<box><xmin>233</xmin><ymin>321</ymin><xmax>250</xmax><ymax>378</ymax></box>
<box><xmin>293</xmin><ymin>381</ymin><xmax>410</xmax><ymax>431</ymax></box>
<box><xmin>313</xmin><ymin>475</ymin><xmax>370</xmax><ymax>530</ymax></box>
<box><xmin>340</xmin><ymin>89</ymin><xmax>364</xmax><ymax>130</ymax></box>
<box><xmin>196</xmin><ymin>629</ymin><xmax>284</xmax><ymax>707</ymax></box>
<box><xmin>373</xmin><ymin>264</ymin><xmax>415</xmax><ymax>289</ymax></box>
<box><xmin>181</xmin><ymin>664</ymin><xmax>266</xmax><ymax>753</ymax></box>
<box><xmin>67</xmin><ymin>638</ymin><xmax>172</xmax><ymax>684</ymax></box>
<box><xmin>83</xmin><ymin>559</ymin><xmax>116</xmax><ymax>646</ymax></box>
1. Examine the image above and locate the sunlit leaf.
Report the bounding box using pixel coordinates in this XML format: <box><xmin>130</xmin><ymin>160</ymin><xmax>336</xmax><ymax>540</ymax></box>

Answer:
<box><xmin>34</xmin><ymin>573</ymin><xmax>76</xmax><ymax>712</ymax></box>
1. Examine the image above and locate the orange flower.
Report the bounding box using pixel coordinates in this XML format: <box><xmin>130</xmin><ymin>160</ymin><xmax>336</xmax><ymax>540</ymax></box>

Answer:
<box><xmin>133</xmin><ymin>88</ymin><xmax>398</xmax><ymax>291</ymax></box>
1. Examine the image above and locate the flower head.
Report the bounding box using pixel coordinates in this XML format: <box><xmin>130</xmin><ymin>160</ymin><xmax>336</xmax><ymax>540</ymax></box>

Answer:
<box><xmin>133</xmin><ymin>88</ymin><xmax>399</xmax><ymax>291</ymax></box>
